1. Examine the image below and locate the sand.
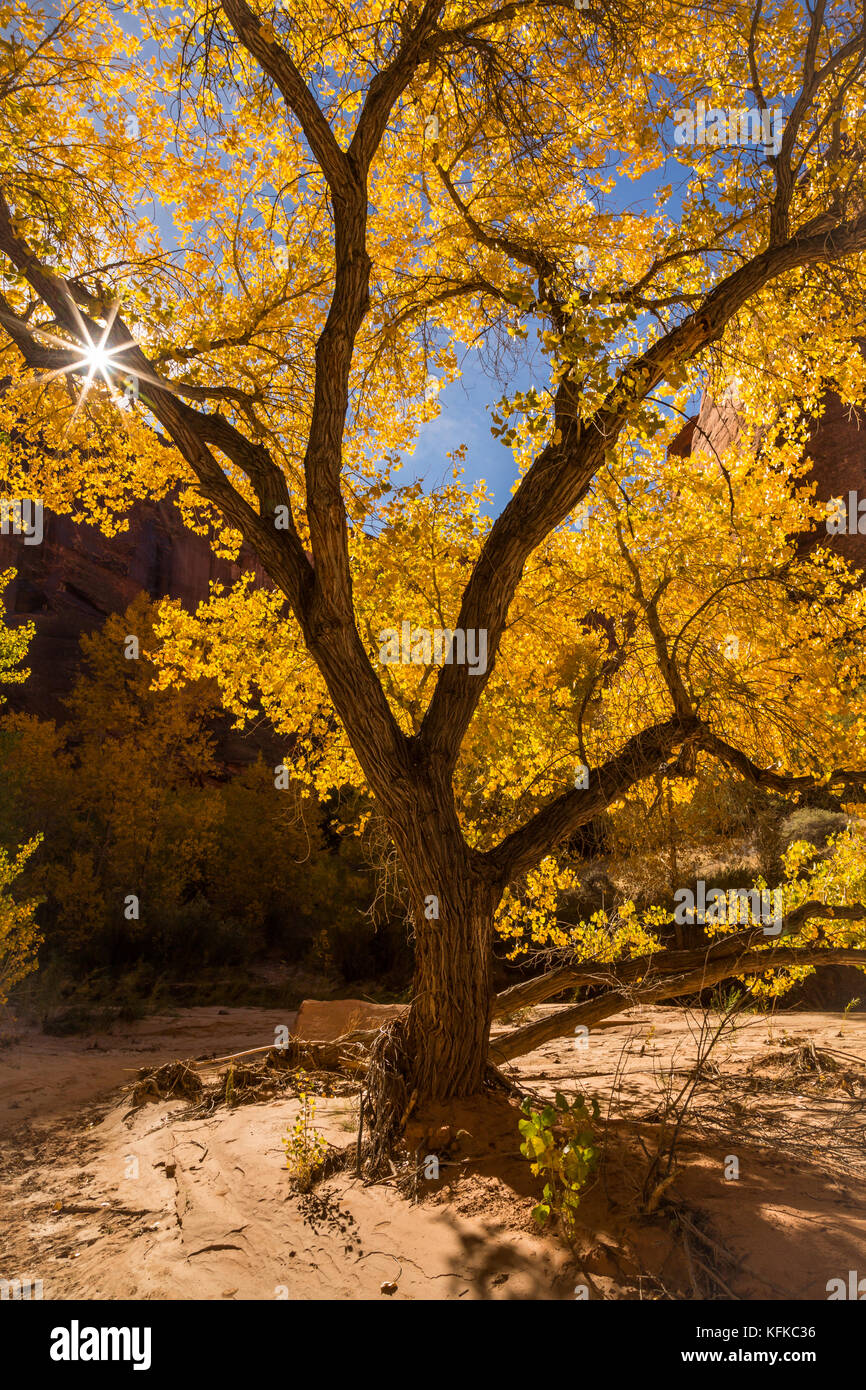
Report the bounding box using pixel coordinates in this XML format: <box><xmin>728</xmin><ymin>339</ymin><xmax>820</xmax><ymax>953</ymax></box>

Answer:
<box><xmin>1</xmin><ymin>1004</ymin><xmax>864</xmax><ymax>1300</ymax></box>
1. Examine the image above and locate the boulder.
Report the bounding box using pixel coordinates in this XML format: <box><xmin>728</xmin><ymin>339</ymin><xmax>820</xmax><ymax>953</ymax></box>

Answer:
<box><xmin>293</xmin><ymin>998</ymin><xmax>406</xmax><ymax>1042</ymax></box>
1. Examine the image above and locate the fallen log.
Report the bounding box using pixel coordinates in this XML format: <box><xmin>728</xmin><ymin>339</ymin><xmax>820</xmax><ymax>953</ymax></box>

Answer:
<box><xmin>490</xmin><ymin>903</ymin><xmax>866</xmax><ymax>1022</ymax></box>
<box><xmin>489</xmin><ymin>945</ymin><xmax>866</xmax><ymax>1063</ymax></box>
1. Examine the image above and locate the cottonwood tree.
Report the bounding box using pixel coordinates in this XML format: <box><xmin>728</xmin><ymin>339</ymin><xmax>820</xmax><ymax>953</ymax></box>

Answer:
<box><xmin>2</xmin><ymin>0</ymin><xmax>866</xmax><ymax>1154</ymax></box>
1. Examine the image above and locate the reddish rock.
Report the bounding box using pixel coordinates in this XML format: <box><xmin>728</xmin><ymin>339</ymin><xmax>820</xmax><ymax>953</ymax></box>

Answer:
<box><xmin>670</xmin><ymin>387</ymin><xmax>866</xmax><ymax>569</ymax></box>
<box><xmin>0</xmin><ymin>497</ymin><xmax>270</xmax><ymax>721</ymax></box>
<box><xmin>293</xmin><ymin>998</ymin><xmax>406</xmax><ymax>1042</ymax></box>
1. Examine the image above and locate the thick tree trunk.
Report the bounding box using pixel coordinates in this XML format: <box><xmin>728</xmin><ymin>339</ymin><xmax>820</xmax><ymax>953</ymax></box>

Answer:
<box><xmin>365</xmin><ymin>760</ymin><xmax>500</xmax><ymax>1106</ymax></box>
<box><xmin>360</xmin><ymin>873</ymin><xmax>496</xmax><ymax>1173</ymax></box>
<box><xmin>357</xmin><ymin>769</ymin><xmax>501</xmax><ymax>1171</ymax></box>
<box><xmin>404</xmin><ymin>880</ymin><xmax>495</xmax><ymax>1100</ymax></box>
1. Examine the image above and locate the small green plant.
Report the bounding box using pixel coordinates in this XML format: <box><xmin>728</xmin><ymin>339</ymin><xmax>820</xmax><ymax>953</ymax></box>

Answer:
<box><xmin>842</xmin><ymin>996</ymin><xmax>861</xmax><ymax>1034</ymax></box>
<box><xmin>283</xmin><ymin>1082</ymin><xmax>329</xmax><ymax>1191</ymax></box>
<box><xmin>519</xmin><ymin>1091</ymin><xmax>599</xmax><ymax>1242</ymax></box>
<box><xmin>710</xmin><ymin>983</ymin><xmax>744</xmax><ymax>1014</ymax></box>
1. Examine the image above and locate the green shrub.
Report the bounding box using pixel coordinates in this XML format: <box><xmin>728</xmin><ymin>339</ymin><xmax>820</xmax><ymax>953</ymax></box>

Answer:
<box><xmin>519</xmin><ymin>1091</ymin><xmax>599</xmax><ymax>1242</ymax></box>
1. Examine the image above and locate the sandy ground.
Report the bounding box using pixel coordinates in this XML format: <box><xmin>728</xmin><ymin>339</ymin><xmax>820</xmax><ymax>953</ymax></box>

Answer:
<box><xmin>1</xmin><ymin>1003</ymin><xmax>864</xmax><ymax>1300</ymax></box>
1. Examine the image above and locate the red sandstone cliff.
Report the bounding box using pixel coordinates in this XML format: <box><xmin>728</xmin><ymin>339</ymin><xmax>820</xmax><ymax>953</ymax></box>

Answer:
<box><xmin>672</xmin><ymin>387</ymin><xmax>866</xmax><ymax>569</ymax></box>
<box><xmin>0</xmin><ymin>498</ymin><xmax>271</xmax><ymax>751</ymax></box>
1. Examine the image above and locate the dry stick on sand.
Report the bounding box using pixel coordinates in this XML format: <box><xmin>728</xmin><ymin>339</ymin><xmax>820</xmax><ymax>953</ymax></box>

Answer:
<box><xmin>190</xmin><ymin>1034</ymin><xmax>374</xmax><ymax>1072</ymax></box>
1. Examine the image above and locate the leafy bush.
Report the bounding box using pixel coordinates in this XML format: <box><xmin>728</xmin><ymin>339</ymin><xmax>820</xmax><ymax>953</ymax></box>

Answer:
<box><xmin>0</xmin><ymin>595</ymin><xmax>399</xmax><ymax>988</ymax></box>
<box><xmin>519</xmin><ymin>1091</ymin><xmax>599</xmax><ymax>1242</ymax></box>
<box><xmin>282</xmin><ymin>1084</ymin><xmax>329</xmax><ymax>1191</ymax></box>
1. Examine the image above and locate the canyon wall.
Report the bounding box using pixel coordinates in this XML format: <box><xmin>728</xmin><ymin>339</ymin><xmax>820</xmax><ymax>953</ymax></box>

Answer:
<box><xmin>0</xmin><ymin>499</ymin><xmax>273</xmax><ymax>761</ymax></box>
<box><xmin>680</xmin><ymin>387</ymin><xmax>866</xmax><ymax>568</ymax></box>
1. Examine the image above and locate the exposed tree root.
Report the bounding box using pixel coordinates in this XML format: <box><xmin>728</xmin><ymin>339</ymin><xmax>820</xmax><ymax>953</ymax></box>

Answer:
<box><xmin>130</xmin><ymin>1058</ymin><xmax>203</xmax><ymax>1106</ymax></box>
<box><xmin>358</xmin><ymin>1016</ymin><xmax>416</xmax><ymax>1178</ymax></box>
<box><xmin>483</xmin><ymin>1059</ymin><xmax>528</xmax><ymax>1099</ymax></box>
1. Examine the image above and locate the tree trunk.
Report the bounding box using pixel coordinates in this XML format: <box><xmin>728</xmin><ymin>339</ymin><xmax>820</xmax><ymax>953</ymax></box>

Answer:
<box><xmin>361</xmin><ymin>887</ymin><xmax>495</xmax><ymax>1173</ymax></box>
<box><xmin>404</xmin><ymin>879</ymin><xmax>495</xmax><ymax>1100</ymax></box>
<box><xmin>360</xmin><ymin>788</ymin><xmax>499</xmax><ymax>1169</ymax></box>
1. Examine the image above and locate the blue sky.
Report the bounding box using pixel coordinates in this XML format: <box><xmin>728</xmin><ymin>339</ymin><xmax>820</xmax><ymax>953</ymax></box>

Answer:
<box><xmin>399</xmin><ymin>162</ymin><xmax>699</xmax><ymax>513</ymax></box>
<box><xmin>402</xmin><ymin>347</ymin><xmax>540</xmax><ymax>513</ymax></box>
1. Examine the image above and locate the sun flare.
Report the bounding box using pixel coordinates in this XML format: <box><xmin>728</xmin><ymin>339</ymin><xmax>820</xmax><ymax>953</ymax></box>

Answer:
<box><xmin>3</xmin><ymin>291</ymin><xmax>152</xmax><ymax>432</ymax></box>
<box><xmin>81</xmin><ymin>343</ymin><xmax>114</xmax><ymax>376</ymax></box>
